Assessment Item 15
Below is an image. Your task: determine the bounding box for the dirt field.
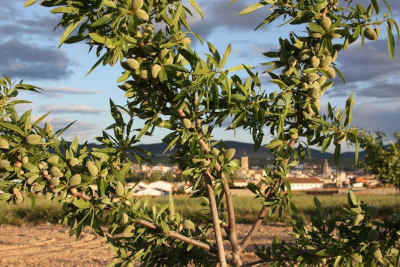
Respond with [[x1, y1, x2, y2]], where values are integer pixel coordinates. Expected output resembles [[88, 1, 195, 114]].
[[0, 223, 291, 266]]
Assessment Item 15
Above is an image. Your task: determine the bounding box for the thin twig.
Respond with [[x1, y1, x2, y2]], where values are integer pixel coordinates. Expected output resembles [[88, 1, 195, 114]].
[[240, 205, 269, 249], [135, 219, 215, 253]]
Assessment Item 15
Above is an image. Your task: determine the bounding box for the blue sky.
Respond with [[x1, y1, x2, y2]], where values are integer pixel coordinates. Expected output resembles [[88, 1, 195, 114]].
[[1, 0, 400, 150]]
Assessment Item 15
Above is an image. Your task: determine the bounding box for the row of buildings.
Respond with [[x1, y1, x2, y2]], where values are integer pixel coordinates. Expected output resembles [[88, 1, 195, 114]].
[[129, 157, 381, 194]]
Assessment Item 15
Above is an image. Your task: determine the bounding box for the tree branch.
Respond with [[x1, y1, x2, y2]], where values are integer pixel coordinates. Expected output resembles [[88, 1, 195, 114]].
[[240, 205, 269, 249], [221, 174, 242, 266], [207, 184, 228, 267], [135, 219, 215, 253]]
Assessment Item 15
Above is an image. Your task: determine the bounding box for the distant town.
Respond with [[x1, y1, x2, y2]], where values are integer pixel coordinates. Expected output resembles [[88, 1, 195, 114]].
[[127, 156, 390, 197]]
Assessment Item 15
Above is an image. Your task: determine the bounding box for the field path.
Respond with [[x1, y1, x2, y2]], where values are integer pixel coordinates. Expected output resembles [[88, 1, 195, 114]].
[[0, 224, 114, 266], [0, 223, 290, 266]]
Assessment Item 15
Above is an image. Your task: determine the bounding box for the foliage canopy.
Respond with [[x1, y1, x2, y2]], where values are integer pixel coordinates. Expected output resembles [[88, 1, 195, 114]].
[[0, 0, 400, 265]]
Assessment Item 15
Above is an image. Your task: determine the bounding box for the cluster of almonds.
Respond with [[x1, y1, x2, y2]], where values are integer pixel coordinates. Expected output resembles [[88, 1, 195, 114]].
[[277, 13, 379, 115], [129, 0, 149, 22], [121, 35, 190, 82]]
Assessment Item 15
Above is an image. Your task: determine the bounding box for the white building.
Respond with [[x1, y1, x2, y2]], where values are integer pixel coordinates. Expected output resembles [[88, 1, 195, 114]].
[[129, 181, 174, 196], [287, 177, 324, 191]]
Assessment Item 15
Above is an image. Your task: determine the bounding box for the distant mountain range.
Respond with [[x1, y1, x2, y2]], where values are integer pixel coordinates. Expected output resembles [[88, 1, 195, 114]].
[[135, 141, 363, 161], [78, 140, 362, 167]]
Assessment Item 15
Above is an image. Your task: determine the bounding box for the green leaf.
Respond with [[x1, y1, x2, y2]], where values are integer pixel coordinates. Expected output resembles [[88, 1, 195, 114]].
[[321, 136, 332, 152], [247, 183, 259, 194], [354, 138, 359, 165], [334, 143, 341, 164], [88, 33, 106, 44], [334, 255, 343, 267], [266, 139, 283, 149], [332, 65, 346, 83], [164, 64, 187, 73], [32, 112, 50, 126], [24, 0, 37, 7], [344, 92, 354, 127], [182, 168, 194, 176], [73, 199, 91, 209], [91, 13, 114, 27], [0, 121, 25, 135], [370, 0, 379, 14], [51, 6, 77, 14], [314, 197, 322, 211], [348, 190, 358, 206], [220, 44, 232, 69], [188, 0, 203, 19], [308, 22, 325, 34], [117, 71, 130, 83], [59, 18, 83, 46], [102, 0, 117, 8], [7, 100, 32, 106], [239, 3, 264, 15], [382, 0, 392, 16], [71, 136, 79, 153], [387, 23, 396, 59], [228, 64, 253, 72], [55, 120, 76, 138]]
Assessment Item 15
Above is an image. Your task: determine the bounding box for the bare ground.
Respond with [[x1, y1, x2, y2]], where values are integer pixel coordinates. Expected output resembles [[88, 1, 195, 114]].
[[0, 223, 291, 266]]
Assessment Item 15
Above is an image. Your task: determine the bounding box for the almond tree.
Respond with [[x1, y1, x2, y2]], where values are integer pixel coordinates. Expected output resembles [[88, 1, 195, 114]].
[[0, 0, 399, 266]]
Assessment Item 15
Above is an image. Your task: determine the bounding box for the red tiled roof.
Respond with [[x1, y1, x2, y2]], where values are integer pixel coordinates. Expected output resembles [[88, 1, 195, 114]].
[[354, 177, 366, 183]]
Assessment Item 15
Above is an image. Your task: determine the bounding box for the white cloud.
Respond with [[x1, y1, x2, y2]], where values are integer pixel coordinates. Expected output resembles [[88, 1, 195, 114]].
[[41, 87, 101, 96], [39, 105, 104, 114]]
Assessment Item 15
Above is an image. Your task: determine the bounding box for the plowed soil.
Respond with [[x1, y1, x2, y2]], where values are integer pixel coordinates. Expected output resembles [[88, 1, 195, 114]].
[[0, 223, 291, 266]]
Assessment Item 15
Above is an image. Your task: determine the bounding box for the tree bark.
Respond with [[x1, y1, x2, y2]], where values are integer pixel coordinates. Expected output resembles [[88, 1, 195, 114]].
[[221, 174, 242, 266], [207, 184, 228, 267]]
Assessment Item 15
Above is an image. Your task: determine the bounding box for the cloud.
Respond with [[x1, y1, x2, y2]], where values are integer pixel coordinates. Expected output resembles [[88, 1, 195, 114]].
[[337, 40, 400, 83], [44, 117, 102, 141], [190, 0, 270, 40], [326, 40, 400, 98], [39, 105, 104, 114], [40, 87, 101, 97], [356, 81, 400, 98], [354, 0, 400, 15], [0, 2, 17, 20], [351, 99, 400, 134], [0, 39, 73, 80], [0, 17, 61, 40]]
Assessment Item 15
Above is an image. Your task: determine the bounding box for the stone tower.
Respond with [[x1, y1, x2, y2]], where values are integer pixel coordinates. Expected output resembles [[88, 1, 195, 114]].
[[241, 156, 249, 171], [336, 170, 346, 187], [322, 159, 332, 178]]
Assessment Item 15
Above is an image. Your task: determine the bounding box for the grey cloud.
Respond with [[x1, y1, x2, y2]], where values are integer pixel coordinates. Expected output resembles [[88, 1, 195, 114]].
[[45, 117, 101, 141], [357, 81, 400, 98], [351, 100, 400, 134], [41, 87, 101, 97], [0, 39, 73, 80], [326, 40, 400, 98], [190, 0, 270, 40], [39, 105, 104, 114], [354, 0, 400, 14], [0, 2, 17, 20], [0, 17, 61, 39], [338, 40, 400, 83], [319, 99, 400, 136]]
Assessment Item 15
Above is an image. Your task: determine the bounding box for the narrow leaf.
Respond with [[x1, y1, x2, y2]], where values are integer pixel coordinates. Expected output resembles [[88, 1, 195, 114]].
[[220, 44, 232, 69], [0, 121, 25, 135], [59, 18, 83, 46], [24, 0, 37, 7], [188, 0, 203, 19], [239, 3, 264, 15], [387, 23, 396, 59]]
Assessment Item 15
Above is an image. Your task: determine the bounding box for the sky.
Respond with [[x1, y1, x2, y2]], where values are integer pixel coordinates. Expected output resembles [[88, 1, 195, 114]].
[[1, 0, 400, 150]]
